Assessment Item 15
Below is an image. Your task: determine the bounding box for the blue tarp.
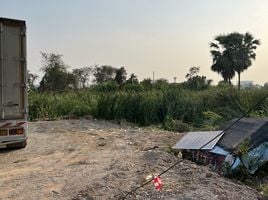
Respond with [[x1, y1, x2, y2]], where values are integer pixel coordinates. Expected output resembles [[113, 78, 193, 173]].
[[209, 144, 268, 174], [209, 145, 230, 156], [241, 142, 268, 174], [231, 157, 241, 170]]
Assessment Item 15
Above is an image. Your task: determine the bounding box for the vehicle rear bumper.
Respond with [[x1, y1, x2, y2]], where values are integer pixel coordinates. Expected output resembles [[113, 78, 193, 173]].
[[0, 137, 27, 148]]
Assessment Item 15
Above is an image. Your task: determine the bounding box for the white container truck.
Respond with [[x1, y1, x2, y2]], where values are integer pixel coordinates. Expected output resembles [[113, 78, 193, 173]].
[[0, 17, 27, 148]]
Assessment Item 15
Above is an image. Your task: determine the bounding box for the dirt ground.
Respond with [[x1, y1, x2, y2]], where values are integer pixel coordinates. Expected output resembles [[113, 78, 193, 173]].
[[0, 119, 264, 200]]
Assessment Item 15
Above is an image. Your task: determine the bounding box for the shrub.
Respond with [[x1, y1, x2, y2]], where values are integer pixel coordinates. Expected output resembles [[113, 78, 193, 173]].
[[91, 80, 119, 92], [163, 116, 190, 132], [262, 184, 268, 197], [202, 110, 223, 130]]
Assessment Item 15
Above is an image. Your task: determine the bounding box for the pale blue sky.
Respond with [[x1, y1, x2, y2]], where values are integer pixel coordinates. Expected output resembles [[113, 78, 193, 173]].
[[1, 0, 268, 84]]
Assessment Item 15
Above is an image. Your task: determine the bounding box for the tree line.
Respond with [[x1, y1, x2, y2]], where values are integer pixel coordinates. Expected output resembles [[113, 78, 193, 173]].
[[28, 52, 127, 91], [28, 32, 268, 130], [28, 32, 261, 92]]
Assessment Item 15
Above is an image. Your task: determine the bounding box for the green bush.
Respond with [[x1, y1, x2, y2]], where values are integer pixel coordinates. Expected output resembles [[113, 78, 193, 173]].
[[163, 116, 190, 132], [91, 80, 119, 92], [202, 110, 223, 130], [262, 184, 268, 197]]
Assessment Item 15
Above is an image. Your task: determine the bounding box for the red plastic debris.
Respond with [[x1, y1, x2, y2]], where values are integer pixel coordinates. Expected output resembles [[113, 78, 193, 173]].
[[152, 176, 162, 191]]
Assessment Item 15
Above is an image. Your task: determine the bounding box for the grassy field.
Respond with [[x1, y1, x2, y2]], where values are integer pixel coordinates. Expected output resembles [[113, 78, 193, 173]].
[[28, 86, 268, 130]]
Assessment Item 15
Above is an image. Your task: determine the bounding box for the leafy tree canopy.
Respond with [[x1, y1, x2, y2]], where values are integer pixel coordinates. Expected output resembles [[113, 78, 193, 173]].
[[126, 73, 139, 85], [27, 70, 38, 91], [115, 67, 127, 85], [184, 66, 212, 90], [38, 52, 75, 91], [73, 66, 92, 88], [210, 32, 260, 91], [93, 65, 117, 84]]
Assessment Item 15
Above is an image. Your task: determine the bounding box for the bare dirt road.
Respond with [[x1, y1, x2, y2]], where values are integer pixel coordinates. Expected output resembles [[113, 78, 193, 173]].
[[0, 119, 262, 200]]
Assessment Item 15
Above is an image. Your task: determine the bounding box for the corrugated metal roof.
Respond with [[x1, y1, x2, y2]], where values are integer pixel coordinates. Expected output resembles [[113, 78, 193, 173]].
[[173, 131, 224, 150], [218, 118, 268, 151]]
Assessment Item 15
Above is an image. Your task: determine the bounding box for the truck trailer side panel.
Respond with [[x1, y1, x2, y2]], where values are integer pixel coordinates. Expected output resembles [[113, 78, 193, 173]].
[[0, 18, 27, 148], [0, 18, 27, 120]]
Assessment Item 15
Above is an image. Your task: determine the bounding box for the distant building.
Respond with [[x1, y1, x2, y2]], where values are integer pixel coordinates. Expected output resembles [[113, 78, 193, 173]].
[[240, 81, 254, 88]]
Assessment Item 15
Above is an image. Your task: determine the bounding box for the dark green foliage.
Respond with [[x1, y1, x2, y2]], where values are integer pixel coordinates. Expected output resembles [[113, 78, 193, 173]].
[[229, 162, 268, 189], [239, 89, 268, 118], [184, 67, 212, 90], [210, 32, 260, 91], [262, 184, 268, 197], [185, 66, 200, 79], [163, 116, 190, 132], [93, 65, 117, 83], [202, 111, 223, 130], [140, 78, 153, 90], [28, 90, 97, 120], [210, 49, 235, 85], [95, 91, 164, 125], [126, 73, 139, 85], [72, 66, 92, 88], [39, 67, 75, 92], [183, 75, 212, 90], [91, 80, 119, 92], [123, 83, 144, 92], [154, 79, 169, 90], [114, 67, 127, 85], [38, 52, 76, 91]]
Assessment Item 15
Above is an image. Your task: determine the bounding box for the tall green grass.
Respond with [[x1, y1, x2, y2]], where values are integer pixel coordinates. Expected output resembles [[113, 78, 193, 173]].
[[28, 90, 98, 120], [95, 91, 164, 125], [28, 87, 268, 128]]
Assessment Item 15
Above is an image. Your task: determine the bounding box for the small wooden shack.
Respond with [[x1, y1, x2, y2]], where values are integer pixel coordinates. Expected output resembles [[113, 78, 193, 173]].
[[173, 118, 268, 174]]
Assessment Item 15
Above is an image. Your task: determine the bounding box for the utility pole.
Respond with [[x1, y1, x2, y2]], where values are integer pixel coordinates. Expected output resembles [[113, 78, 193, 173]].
[[153, 72, 155, 84]]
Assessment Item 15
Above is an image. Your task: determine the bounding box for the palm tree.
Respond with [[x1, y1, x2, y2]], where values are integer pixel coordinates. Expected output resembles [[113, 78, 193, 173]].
[[235, 33, 260, 92], [210, 32, 260, 91], [210, 42, 235, 85]]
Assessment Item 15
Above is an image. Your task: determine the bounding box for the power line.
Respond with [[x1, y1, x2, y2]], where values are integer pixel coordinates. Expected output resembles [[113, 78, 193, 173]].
[[121, 92, 268, 200]]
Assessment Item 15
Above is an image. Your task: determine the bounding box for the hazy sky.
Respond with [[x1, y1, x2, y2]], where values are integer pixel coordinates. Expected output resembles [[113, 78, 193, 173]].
[[1, 0, 268, 84]]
